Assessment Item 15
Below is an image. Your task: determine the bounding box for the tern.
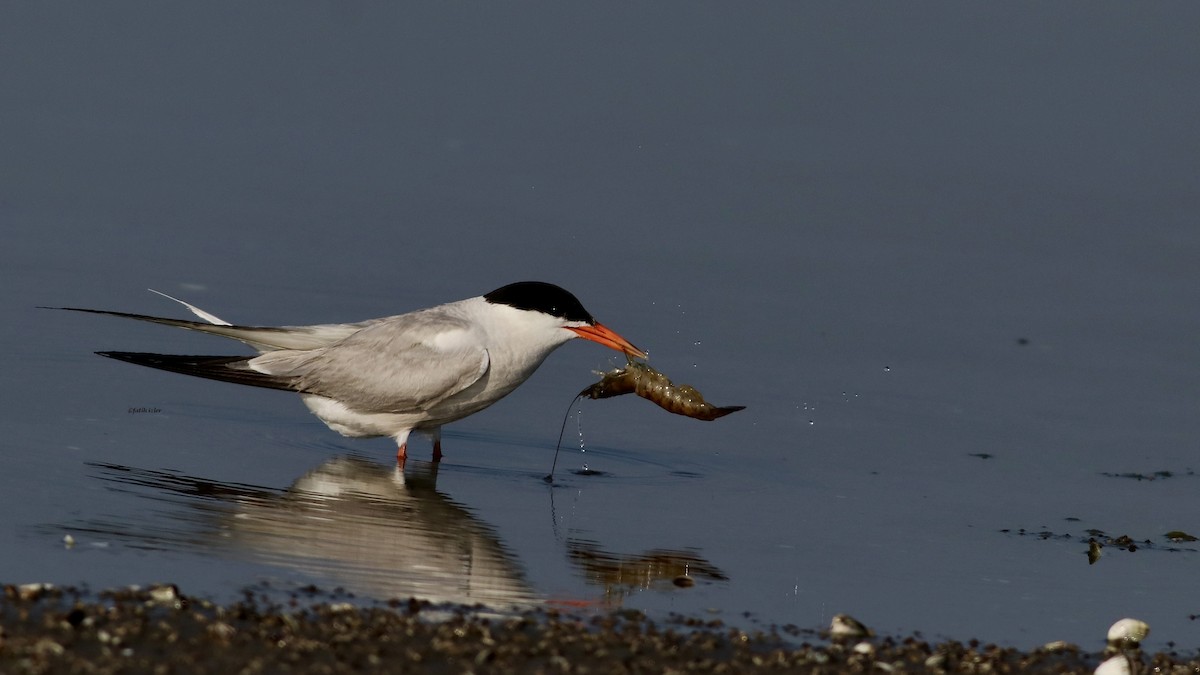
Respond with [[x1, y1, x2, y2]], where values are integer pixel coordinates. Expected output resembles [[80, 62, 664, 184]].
[[50, 282, 645, 461]]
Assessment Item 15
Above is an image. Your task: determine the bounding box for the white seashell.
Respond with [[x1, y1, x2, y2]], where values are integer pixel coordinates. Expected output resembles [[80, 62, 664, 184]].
[[1107, 618, 1149, 645], [1094, 654, 1132, 675], [16, 583, 54, 601]]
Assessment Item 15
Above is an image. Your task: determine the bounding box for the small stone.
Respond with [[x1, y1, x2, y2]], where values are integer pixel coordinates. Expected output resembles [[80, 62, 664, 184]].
[[148, 584, 180, 605], [34, 638, 65, 657], [64, 607, 87, 628], [830, 614, 873, 640], [207, 622, 236, 641]]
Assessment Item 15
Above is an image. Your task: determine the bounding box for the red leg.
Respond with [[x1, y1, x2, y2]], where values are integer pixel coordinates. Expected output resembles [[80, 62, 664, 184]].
[[396, 442, 408, 464]]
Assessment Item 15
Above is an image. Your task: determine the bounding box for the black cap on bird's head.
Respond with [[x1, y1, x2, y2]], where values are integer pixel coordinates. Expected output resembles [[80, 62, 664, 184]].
[[484, 281, 594, 324], [484, 281, 646, 358]]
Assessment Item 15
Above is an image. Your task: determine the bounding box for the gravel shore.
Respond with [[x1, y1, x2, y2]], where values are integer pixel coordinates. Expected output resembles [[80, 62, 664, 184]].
[[2, 583, 1192, 674]]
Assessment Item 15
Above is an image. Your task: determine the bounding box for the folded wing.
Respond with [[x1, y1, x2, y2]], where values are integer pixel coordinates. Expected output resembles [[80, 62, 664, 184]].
[[248, 313, 491, 414]]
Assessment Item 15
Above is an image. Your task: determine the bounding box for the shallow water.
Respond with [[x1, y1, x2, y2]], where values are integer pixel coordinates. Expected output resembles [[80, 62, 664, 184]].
[[3, 2, 1200, 651]]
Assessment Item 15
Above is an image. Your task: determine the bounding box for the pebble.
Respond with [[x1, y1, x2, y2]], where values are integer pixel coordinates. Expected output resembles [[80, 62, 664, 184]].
[[148, 583, 181, 605], [830, 613, 874, 640]]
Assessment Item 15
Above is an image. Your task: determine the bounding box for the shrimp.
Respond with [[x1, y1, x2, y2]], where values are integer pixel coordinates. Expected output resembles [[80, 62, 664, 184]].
[[579, 358, 744, 421], [544, 358, 744, 481]]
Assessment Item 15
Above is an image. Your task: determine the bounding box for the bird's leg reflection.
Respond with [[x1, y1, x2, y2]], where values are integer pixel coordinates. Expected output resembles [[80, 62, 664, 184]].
[[392, 457, 440, 489], [431, 428, 443, 463]]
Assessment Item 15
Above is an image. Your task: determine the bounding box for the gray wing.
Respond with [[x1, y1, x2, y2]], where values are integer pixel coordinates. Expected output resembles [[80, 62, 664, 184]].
[[249, 310, 490, 414]]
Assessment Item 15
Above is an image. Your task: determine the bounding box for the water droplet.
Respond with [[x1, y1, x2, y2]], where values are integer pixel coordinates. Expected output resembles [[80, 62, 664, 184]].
[[808, 420, 815, 426], [582, 462, 589, 472], [693, 340, 702, 346], [883, 366, 891, 372]]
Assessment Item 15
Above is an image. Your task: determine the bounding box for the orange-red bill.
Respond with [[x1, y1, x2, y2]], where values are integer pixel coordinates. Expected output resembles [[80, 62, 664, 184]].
[[567, 322, 647, 359]]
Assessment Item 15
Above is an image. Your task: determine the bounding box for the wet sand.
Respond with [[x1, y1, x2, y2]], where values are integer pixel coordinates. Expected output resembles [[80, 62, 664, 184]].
[[2, 584, 1193, 674]]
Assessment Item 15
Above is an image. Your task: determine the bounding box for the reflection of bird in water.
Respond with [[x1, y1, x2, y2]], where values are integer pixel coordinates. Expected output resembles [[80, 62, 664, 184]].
[[52, 282, 644, 461], [87, 457, 538, 610], [566, 538, 728, 603], [78, 457, 730, 612], [231, 457, 541, 608]]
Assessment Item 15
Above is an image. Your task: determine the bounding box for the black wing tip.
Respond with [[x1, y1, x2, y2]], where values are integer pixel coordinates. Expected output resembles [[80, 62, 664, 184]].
[[95, 350, 145, 362], [94, 350, 243, 367], [92, 352, 300, 393], [39, 305, 105, 313]]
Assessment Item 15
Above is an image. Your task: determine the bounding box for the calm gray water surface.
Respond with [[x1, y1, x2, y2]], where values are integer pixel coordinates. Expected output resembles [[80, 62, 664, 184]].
[[3, 3, 1199, 650]]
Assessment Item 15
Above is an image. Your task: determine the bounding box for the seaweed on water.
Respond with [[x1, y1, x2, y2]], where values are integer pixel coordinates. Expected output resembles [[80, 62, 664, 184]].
[[998, 525, 1200, 566], [1099, 468, 1196, 481]]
